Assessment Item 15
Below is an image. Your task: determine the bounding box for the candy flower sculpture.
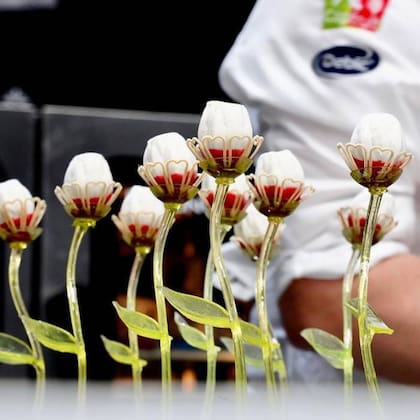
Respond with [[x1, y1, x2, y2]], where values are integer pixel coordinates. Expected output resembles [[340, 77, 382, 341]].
[[0, 179, 46, 396], [137, 132, 202, 395], [337, 113, 412, 397], [224, 203, 285, 378], [200, 173, 254, 226], [301, 189, 397, 396], [230, 202, 284, 262], [196, 173, 254, 392], [247, 150, 314, 392], [181, 100, 263, 393], [28, 152, 122, 399], [102, 185, 165, 388]]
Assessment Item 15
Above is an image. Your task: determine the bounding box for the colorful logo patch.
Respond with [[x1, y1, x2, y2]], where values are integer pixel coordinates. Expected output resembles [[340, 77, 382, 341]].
[[323, 0, 389, 31], [312, 45, 380, 77]]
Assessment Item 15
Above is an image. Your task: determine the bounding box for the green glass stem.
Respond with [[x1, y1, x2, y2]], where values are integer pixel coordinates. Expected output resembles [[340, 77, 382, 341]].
[[203, 224, 230, 395], [358, 190, 384, 397], [8, 243, 46, 386], [342, 245, 359, 395], [67, 219, 95, 400], [127, 248, 149, 388], [256, 217, 284, 393], [154, 204, 179, 396], [210, 180, 247, 393]]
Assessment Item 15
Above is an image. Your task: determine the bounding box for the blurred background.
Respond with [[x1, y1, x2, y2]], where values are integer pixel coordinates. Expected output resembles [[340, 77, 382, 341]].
[[0, 0, 257, 384]]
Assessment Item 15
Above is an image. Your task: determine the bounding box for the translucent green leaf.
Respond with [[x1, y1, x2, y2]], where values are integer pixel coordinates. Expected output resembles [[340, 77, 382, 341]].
[[163, 287, 231, 328], [345, 298, 359, 317], [0, 333, 36, 365], [220, 337, 284, 371], [174, 312, 219, 352], [23, 317, 77, 354], [366, 304, 394, 335], [113, 302, 162, 340], [347, 299, 393, 335], [101, 335, 147, 367], [300, 328, 350, 370], [239, 320, 264, 346]]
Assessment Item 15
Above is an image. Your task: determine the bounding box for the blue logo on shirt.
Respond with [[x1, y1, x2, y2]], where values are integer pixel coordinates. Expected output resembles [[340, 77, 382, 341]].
[[313, 45, 380, 77]]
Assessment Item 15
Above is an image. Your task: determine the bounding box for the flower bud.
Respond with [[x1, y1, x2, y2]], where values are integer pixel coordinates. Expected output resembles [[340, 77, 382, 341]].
[[231, 204, 283, 260], [113, 185, 165, 248], [199, 173, 254, 224], [55, 152, 122, 220], [255, 150, 304, 183], [338, 189, 397, 245], [139, 132, 201, 204], [249, 150, 313, 217], [120, 185, 164, 215], [64, 152, 114, 196], [143, 132, 197, 177], [187, 101, 263, 178], [337, 113, 412, 188], [198, 100, 253, 140], [0, 179, 34, 223], [350, 113, 404, 152], [0, 179, 46, 243]]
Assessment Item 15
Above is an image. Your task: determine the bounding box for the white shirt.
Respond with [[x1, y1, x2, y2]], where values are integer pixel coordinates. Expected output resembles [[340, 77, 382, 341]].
[[217, 0, 420, 381]]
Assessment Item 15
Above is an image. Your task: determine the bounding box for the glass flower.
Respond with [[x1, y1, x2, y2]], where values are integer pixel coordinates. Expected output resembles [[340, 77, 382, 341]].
[[55, 152, 122, 220], [0, 179, 46, 243], [230, 204, 284, 261], [199, 173, 254, 225], [187, 100, 263, 178], [338, 189, 397, 246], [248, 150, 314, 218], [337, 113, 413, 188], [138, 132, 202, 204], [112, 185, 165, 249]]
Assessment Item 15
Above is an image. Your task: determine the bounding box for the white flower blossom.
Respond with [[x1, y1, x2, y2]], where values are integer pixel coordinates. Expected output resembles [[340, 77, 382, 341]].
[[255, 150, 304, 185], [0, 179, 34, 223], [198, 100, 253, 141], [55, 152, 121, 219], [142, 132, 197, 177], [350, 113, 404, 152]]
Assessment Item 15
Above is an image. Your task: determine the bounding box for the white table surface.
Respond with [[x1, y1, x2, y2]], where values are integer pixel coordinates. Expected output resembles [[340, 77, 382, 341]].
[[0, 378, 418, 420]]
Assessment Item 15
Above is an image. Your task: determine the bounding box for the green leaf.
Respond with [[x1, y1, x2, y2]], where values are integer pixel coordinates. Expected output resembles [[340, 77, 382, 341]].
[[366, 305, 394, 335], [0, 333, 36, 365], [300, 328, 350, 370], [23, 317, 78, 354], [113, 302, 162, 340], [239, 320, 264, 346], [163, 287, 231, 328], [220, 337, 284, 371], [174, 312, 219, 352], [345, 298, 359, 317], [347, 298, 393, 335], [101, 335, 147, 367]]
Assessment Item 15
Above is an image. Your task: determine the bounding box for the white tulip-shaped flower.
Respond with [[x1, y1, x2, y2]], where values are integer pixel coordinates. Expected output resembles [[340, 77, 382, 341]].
[[198, 100, 253, 139], [338, 189, 397, 246], [0, 179, 46, 243], [337, 113, 412, 188], [248, 150, 314, 218], [112, 185, 165, 248], [187, 100, 263, 178], [138, 132, 202, 204], [230, 204, 283, 260], [55, 152, 122, 220], [199, 173, 254, 225]]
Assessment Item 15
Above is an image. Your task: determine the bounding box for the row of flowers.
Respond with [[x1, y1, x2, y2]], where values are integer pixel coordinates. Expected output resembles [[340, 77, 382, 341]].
[[0, 101, 412, 400]]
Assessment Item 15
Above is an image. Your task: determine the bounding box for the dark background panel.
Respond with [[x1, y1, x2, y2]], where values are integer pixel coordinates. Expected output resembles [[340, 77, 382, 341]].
[[0, 0, 256, 113]]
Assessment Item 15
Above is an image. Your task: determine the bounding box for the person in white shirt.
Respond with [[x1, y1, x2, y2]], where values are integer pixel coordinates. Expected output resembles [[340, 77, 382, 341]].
[[217, 0, 420, 384]]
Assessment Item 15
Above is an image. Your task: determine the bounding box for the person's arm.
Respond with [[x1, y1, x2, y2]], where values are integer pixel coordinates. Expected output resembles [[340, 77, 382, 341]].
[[279, 254, 420, 384]]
